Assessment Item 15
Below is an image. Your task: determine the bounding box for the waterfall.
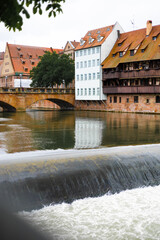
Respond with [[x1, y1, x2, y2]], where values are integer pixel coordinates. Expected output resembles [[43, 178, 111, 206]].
[[0, 145, 160, 211]]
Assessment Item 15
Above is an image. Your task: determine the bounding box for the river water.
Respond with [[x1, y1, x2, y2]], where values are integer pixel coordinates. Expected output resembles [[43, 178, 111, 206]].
[[0, 110, 160, 239]]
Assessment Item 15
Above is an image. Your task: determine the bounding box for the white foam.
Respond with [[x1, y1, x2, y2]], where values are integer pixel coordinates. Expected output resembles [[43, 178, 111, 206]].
[[20, 185, 160, 240]]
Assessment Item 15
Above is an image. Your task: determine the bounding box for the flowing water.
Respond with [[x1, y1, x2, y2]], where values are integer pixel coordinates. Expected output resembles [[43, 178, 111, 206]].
[[0, 110, 160, 239]]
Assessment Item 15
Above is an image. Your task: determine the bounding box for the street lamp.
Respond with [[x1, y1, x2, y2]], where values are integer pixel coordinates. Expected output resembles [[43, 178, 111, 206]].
[[5, 76, 7, 87], [19, 74, 22, 88]]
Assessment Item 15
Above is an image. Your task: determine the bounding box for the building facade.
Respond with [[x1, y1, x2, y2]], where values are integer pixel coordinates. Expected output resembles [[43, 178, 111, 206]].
[[0, 43, 62, 88], [102, 20, 160, 113], [75, 22, 124, 110]]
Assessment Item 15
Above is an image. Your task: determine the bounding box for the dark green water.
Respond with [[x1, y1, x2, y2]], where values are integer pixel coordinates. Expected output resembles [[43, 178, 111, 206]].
[[0, 110, 160, 154]]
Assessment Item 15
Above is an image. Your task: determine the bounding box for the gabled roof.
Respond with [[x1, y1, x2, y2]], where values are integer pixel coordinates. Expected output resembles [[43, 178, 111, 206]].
[[102, 23, 160, 69], [7, 43, 62, 74], [76, 25, 114, 50]]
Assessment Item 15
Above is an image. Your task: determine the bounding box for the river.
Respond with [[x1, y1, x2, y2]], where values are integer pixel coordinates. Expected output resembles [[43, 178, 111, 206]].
[[0, 110, 160, 239]]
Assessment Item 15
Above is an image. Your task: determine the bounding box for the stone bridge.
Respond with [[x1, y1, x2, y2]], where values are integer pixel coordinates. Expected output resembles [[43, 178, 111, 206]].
[[0, 87, 75, 112]]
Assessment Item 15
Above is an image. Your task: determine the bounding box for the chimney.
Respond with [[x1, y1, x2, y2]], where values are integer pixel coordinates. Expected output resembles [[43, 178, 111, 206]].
[[146, 20, 152, 36], [117, 30, 120, 39]]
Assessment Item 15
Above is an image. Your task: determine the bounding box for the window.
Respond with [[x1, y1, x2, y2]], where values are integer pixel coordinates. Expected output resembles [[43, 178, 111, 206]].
[[5, 62, 9, 65], [130, 50, 134, 56], [152, 36, 157, 41], [93, 88, 95, 95], [89, 73, 91, 80], [156, 96, 160, 103], [81, 88, 83, 95], [134, 96, 139, 103], [119, 52, 123, 57], [97, 72, 100, 79], [97, 88, 100, 95], [81, 74, 83, 80], [119, 97, 121, 103], [84, 74, 87, 80], [126, 98, 129, 103], [96, 47, 100, 53], [80, 50, 83, 56], [110, 97, 112, 103], [146, 99, 150, 103], [92, 48, 95, 54], [84, 61, 87, 68], [76, 51, 79, 57], [80, 61, 83, 68], [97, 59, 100, 66], [85, 88, 87, 95], [77, 89, 79, 95], [76, 62, 79, 69], [84, 49, 87, 55], [114, 96, 117, 103], [93, 73, 96, 80], [92, 59, 95, 67], [88, 60, 91, 67], [88, 49, 91, 55], [76, 75, 79, 81], [89, 88, 91, 95]]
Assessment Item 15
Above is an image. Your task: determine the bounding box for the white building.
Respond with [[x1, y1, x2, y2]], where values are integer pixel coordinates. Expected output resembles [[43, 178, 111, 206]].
[[75, 22, 124, 102]]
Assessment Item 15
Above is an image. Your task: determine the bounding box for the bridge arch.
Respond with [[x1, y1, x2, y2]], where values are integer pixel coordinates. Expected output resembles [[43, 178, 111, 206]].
[[0, 88, 75, 112], [0, 101, 16, 112]]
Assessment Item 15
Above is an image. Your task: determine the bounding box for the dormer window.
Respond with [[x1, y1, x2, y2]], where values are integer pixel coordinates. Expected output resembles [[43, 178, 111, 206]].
[[19, 53, 23, 58], [112, 53, 117, 57], [118, 43, 122, 46], [31, 60, 35, 65], [24, 67, 28, 72], [21, 59, 25, 64], [89, 36, 94, 44], [88, 32, 91, 36], [97, 30, 100, 34], [80, 38, 85, 46], [141, 49, 145, 53], [97, 34, 103, 42], [130, 50, 134, 56], [119, 52, 123, 57], [17, 47, 21, 51], [152, 36, 157, 41], [106, 28, 110, 31]]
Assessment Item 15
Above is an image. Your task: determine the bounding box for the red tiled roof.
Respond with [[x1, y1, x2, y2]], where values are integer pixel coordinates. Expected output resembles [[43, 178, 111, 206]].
[[75, 25, 114, 50], [7, 43, 62, 74], [102, 24, 160, 69], [71, 41, 79, 48]]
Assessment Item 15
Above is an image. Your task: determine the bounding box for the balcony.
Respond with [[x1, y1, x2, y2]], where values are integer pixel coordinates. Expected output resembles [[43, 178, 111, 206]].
[[103, 85, 160, 94], [103, 68, 160, 80]]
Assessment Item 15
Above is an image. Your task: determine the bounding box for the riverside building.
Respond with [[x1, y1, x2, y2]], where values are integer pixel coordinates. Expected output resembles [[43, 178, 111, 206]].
[[102, 20, 160, 113], [0, 43, 62, 88], [75, 22, 124, 110]]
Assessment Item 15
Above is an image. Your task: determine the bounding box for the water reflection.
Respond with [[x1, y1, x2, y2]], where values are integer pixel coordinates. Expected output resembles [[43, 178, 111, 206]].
[[74, 118, 104, 148], [0, 111, 160, 153]]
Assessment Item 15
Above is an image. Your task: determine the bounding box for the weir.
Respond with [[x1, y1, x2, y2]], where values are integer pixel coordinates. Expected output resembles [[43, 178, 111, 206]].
[[0, 144, 160, 212]]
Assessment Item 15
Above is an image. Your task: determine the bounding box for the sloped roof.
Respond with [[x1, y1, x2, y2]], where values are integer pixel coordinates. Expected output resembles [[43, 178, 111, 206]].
[[76, 25, 114, 50], [102, 24, 160, 69], [7, 43, 62, 74], [71, 41, 79, 48]]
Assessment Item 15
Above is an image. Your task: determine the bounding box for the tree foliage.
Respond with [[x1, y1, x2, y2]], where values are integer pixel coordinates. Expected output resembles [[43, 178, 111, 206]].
[[0, 0, 65, 31], [30, 51, 75, 88]]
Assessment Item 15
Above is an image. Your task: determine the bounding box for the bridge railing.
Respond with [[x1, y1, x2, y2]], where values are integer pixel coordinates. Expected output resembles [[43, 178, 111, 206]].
[[0, 87, 75, 94]]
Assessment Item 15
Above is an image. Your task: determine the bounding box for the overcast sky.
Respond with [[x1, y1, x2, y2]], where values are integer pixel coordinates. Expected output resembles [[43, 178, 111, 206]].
[[0, 0, 159, 52]]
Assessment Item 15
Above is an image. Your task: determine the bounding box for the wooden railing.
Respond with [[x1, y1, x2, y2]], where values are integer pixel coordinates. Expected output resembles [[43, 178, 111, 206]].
[[0, 87, 75, 94], [103, 68, 160, 80], [103, 85, 160, 94]]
